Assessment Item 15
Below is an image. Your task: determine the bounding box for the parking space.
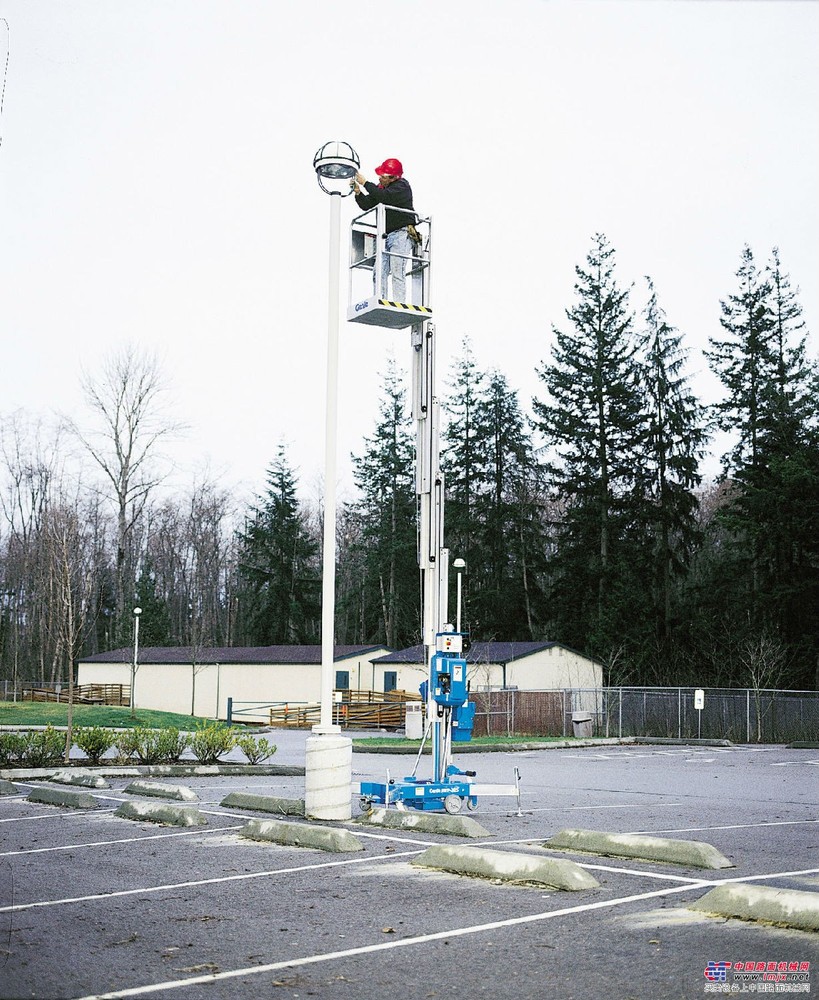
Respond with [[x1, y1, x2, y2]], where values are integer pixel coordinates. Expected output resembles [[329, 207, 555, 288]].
[[1, 739, 817, 1000]]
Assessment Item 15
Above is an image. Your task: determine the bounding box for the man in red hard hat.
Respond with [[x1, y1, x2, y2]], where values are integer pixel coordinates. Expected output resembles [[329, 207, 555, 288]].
[[353, 157, 416, 303]]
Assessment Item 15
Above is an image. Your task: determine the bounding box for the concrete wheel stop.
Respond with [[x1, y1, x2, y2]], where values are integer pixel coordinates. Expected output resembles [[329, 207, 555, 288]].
[[690, 884, 819, 931], [27, 786, 98, 810], [0, 779, 20, 795], [412, 845, 600, 890], [115, 801, 207, 826], [50, 770, 110, 789], [123, 780, 198, 801], [240, 818, 363, 853], [543, 828, 733, 869], [220, 792, 305, 816], [356, 807, 491, 838]]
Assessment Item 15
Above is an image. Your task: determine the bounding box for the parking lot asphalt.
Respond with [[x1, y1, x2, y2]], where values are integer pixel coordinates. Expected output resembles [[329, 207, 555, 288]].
[[1, 735, 817, 1000]]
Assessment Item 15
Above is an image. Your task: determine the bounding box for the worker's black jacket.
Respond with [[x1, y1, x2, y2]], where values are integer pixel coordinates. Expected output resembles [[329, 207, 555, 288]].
[[355, 178, 416, 234]]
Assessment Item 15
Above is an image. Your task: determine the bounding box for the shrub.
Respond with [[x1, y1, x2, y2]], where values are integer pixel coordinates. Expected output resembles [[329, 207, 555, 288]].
[[189, 723, 238, 764], [114, 729, 141, 763], [0, 732, 25, 766], [74, 726, 116, 765], [22, 727, 65, 767], [235, 733, 277, 765], [154, 728, 189, 764]]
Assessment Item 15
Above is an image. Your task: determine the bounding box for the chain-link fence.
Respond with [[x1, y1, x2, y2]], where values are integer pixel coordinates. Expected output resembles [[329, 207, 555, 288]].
[[471, 686, 819, 744]]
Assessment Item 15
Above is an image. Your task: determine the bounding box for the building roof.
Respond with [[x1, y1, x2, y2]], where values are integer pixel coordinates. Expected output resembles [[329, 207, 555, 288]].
[[374, 641, 592, 665], [79, 645, 388, 666]]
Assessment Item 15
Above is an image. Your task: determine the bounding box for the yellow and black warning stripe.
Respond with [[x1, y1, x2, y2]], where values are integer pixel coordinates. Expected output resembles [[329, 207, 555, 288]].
[[378, 300, 433, 314]]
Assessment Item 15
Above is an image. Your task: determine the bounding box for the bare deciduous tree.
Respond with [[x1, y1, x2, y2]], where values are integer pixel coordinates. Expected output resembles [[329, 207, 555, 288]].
[[70, 345, 181, 646]]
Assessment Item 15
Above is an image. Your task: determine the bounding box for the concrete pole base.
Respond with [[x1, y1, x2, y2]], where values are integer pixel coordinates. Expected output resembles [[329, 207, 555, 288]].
[[304, 733, 353, 821]]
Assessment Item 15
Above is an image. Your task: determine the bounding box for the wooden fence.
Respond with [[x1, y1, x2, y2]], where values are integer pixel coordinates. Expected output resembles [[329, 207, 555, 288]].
[[229, 689, 421, 730], [21, 684, 131, 707]]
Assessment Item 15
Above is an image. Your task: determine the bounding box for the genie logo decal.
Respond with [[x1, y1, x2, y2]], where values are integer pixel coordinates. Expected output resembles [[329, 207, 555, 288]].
[[354, 300, 369, 312]]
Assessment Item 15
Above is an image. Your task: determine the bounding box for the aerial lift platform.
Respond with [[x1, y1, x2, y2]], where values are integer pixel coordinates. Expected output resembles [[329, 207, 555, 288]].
[[348, 201, 520, 815]]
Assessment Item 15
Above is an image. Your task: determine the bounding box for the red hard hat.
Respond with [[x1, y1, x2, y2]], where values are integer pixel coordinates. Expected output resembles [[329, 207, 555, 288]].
[[375, 157, 403, 178]]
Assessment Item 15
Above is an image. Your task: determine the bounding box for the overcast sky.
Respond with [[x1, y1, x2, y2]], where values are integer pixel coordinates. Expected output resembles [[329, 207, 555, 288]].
[[1, 1, 816, 506]]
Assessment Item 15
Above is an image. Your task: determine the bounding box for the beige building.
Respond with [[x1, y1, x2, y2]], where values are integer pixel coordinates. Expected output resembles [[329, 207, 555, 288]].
[[374, 641, 603, 695], [77, 645, 390, 721]]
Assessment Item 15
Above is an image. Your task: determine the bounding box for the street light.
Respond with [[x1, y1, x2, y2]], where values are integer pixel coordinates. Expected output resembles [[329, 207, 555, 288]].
[[453, 559, 466, 634], [304, 140, 359, 822], [130, 607, 142, 716], [312, 140, 359, 734]]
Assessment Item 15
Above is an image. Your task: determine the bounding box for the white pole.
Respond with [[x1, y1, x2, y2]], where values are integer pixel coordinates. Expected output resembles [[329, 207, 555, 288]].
[[456, 570, 463, 634], [305, 186, 351, 821], [130, 608, 141, 715], [317, 192, 342, 735]]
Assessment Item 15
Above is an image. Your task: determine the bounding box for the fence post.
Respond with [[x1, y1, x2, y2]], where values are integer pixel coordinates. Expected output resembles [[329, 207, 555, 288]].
[[226, 697, 233, 725]]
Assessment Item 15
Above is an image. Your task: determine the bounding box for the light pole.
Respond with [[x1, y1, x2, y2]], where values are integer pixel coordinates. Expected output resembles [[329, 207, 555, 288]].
[[130, 606, 142, 717], [305, 140, 359, 820], [453, 558, 466, 634]]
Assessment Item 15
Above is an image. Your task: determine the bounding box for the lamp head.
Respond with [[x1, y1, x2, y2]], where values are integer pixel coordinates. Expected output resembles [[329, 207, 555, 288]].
[[313, 140, 360, 195], [133, 607, 143, 616], [453, 558, 466, 570]]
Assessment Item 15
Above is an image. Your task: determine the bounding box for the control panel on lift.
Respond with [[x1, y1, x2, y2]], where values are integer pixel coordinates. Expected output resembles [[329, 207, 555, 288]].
[[431, 631, 475, 741], [431, 633, 467, 707]]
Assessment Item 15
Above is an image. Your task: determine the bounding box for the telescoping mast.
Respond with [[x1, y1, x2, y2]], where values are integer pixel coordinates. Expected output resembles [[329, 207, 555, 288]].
[[347, 196, 520, 814]]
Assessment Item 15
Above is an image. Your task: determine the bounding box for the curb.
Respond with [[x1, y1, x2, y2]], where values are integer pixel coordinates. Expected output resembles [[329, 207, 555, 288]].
[[27, 786, 98, 810], [357, 807, 491, 838], [124, 780, 198, 802], [0, 763, 304, 780], [353, 737, 636, 755], [633, 737, 734, 747], [114, 801, 208, 826], [690, 884, 819, 931], [543, 828, 734, 869], [220, 792, 305, 816], [412, 845, 600, 890], [240, 818, 363, 853]]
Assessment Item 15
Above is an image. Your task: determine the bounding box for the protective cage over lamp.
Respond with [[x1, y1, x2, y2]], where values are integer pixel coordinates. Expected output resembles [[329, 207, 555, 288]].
[[313, 140, 360, 195]]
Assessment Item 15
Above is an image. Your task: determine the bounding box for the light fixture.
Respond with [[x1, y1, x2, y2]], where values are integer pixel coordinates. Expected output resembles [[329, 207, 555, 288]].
[[313, 140, 360, 195]]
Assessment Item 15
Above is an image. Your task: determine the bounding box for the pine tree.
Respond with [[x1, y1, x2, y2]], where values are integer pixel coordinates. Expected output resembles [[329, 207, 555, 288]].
[[236, 444, 319, 644], [472, 370, 545, 639], [704, 246, 819, 686], [441, 338, 491, 580], [641, 278, 708, 648], [346, 359, 417, 648], [533, 234, 648, 665], [706, 245, 775, 472]]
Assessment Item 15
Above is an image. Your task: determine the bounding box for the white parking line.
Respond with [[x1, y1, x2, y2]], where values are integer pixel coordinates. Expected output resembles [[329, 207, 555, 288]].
[[0, 809, 118, 824], [630, 818, 819, 835], [0, 848, 426, 914], [72, 881, 714, 1000], [0, 825, 246, 857], [70, 861, 819, 999]]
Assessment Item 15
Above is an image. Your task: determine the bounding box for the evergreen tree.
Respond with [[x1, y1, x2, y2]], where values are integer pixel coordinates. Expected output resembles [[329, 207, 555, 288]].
[[472, 370, 545, 639], [441, 339, 491, 580], [704, 246, 819, 686], [533, 234, 648, 667], [236, 444, 319, 644], [641, 278, 708, 650], [706, 245, 775, 472], [346, 359, 417, 648], [134, 557, 172, 647]]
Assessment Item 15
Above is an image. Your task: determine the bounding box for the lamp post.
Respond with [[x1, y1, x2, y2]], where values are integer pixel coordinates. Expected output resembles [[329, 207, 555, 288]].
[[130, 606, 142, 717], [453, 558, 466, 634], [305, 140, 359, 820]]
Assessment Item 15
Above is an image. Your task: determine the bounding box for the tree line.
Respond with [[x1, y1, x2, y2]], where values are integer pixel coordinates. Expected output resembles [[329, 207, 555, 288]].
[[1, 237, 816, 691]]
